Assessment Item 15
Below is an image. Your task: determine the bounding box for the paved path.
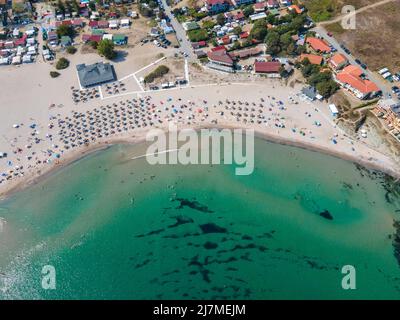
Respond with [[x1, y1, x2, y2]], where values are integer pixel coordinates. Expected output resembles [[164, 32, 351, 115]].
[[160, 0, 196, 61]]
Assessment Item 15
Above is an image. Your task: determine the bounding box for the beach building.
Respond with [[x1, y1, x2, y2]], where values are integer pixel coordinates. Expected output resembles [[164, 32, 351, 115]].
[[207, 49, 234, 67], [254, 61, 281, 76], [335, 65, 380, 100], [76, 62, 116, 88], [301, 86, 318, 101], [328, 104, 339, 116]]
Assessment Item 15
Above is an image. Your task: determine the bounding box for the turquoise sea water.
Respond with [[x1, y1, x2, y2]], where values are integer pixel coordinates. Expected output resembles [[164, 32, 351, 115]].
[[1, 137, 400, 299]]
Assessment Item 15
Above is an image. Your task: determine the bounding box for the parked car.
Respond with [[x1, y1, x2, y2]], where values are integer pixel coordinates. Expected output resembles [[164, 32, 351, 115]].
[[355, 59, 361, 65], [392, 86, 400, 94], [327, 32, 333, 37]]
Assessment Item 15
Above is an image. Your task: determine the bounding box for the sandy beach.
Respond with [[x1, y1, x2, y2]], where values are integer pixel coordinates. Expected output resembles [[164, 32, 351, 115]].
[[1, 55, 399, 200]]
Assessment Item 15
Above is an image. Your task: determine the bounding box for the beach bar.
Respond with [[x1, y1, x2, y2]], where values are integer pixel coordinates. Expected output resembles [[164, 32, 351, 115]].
[[76, 62, 116, 88]]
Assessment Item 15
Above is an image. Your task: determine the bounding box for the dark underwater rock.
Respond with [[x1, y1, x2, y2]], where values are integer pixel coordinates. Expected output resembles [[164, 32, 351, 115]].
[[319, 210, 333, 220], [203, 241, 218, 250], [175, 198, 214, 213], [199, 223, 227, 234]]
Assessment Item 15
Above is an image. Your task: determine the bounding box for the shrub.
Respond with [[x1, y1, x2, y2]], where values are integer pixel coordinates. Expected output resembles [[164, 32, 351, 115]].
[[66, 46, 77, 54], [50, 71, 60, 78], [89, 40, 98, 49], [55, 57, 70, 70], [144, 65, 169, 83], [97, 39, 116, 60]]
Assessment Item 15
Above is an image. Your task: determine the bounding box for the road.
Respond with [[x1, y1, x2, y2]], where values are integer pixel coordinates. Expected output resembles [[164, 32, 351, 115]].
[[159, 0, 196, 61], [312, 25, 394, 99]]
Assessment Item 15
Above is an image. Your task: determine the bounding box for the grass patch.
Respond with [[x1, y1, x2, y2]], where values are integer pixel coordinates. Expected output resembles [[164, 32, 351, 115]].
[[304, 0, 341, 22], [325, 22, 345, 34]]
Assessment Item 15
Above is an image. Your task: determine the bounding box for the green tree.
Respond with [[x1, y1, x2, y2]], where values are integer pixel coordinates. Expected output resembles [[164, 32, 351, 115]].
[[97, 39, 116, 59], [233, 26, 242, 36], [216, 13, 225, 26], [243, 5, 254, 18], [56, 25, 75, 38], [250, 19, 267, 41], [57, 0, 65, 14], [316, 80, 339, 98], [265, 31, 281, 55]]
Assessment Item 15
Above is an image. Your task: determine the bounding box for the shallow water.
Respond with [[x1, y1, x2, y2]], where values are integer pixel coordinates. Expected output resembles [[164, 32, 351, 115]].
[[1, 137, 400, 299]]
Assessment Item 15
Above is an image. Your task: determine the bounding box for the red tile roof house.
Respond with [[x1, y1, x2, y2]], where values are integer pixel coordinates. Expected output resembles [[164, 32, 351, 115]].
[[98, 20, 109, 29], [13, 35, 27, 47], [234, 11, 245, 20], [254, 61, 281, 76], [299, 53, 323, 65], [239, 31, 249, 39], [206, 0, 232, 15], [192, 40, 207, 49], [48, 31, 58, 42], [82, 34, 103, 43], [267, 0, 279, 8], [62, 20, 72, 26], [306, 37, 331, 53], [329, 53, 348, 70], [207, 49, 234, 67], [335, 65, 380, 100], [89, 20, 99, 29], [254, 2, 267, 12], [289, 4, 304, 14], [71, 19, 84, 27]]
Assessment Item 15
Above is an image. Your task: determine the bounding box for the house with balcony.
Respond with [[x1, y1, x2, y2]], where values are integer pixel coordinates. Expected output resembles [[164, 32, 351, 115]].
[[205, 0, 232, 15]]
